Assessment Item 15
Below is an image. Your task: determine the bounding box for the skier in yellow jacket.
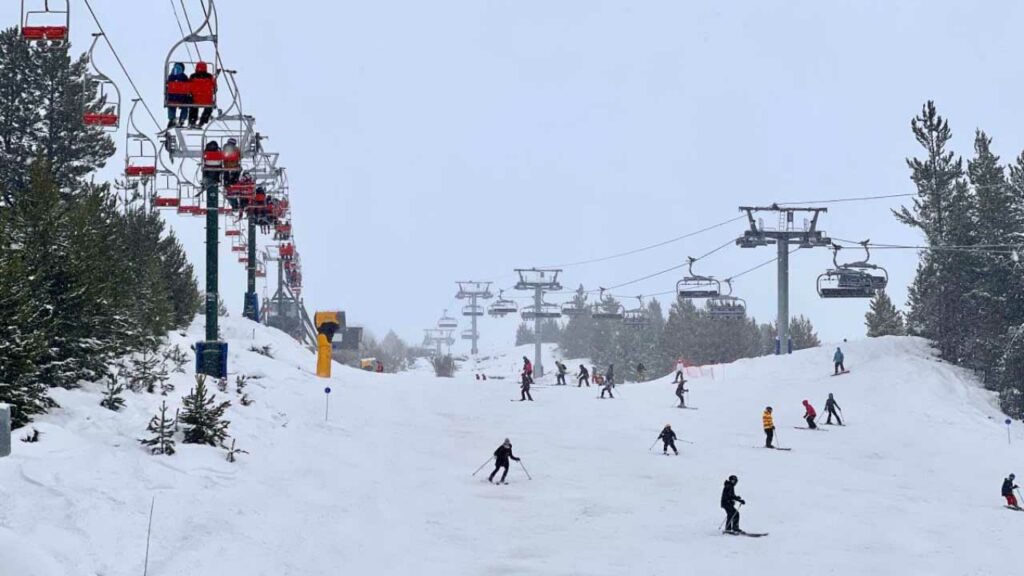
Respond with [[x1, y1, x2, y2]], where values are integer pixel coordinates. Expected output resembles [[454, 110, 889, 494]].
[[762, 406, 775, 448]]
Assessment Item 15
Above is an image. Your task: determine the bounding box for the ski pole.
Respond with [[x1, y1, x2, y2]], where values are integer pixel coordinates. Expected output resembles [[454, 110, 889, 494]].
[[718, 501, 742, 531], [774, 428, 783, 449], [471, 456, 494, 477], [649, 438, 660, 451], [679, 439, 694, 445], [517, 459, 532, 480]]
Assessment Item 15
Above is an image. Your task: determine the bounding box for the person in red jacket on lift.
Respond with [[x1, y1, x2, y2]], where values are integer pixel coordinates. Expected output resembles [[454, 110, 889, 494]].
[[802, 400, 817, 429]]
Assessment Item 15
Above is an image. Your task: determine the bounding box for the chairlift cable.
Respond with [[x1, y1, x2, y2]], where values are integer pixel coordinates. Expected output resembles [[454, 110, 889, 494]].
[[168, 0, 197, 62]]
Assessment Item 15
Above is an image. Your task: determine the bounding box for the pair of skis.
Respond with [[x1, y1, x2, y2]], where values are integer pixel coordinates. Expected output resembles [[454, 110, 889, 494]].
[[723, 529, 769, 538]]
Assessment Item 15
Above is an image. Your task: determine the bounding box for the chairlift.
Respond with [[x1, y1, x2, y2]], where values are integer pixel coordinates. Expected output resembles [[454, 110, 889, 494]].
[[622, 296, 651, 327], [817, 241, 889, 299], [462, 304, 484, 317], [124, 100, 158, 179], [152, 170, 181, 209], [521, 303, 562, 320], [461, 329, 475, 341], [21, 0, 69, 45], [488, 291, 518, 317], [82, 33, 121, 131], [437, 310, 458, 330], [163, 1, 219, 121], [706, 280, 747, 319], [591, 288, 624, 321], [676, 257, 721, 299], [561, 285, 590, 318]]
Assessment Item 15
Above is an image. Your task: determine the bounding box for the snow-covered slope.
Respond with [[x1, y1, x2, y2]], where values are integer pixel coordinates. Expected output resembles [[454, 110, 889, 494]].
[[1, 321, 1021, 576]]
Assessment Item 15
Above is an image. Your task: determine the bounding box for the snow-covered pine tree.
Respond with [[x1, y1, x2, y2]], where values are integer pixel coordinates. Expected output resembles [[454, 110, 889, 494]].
[[100, 374, 126, 411], [127, 349, 168, 394], [865, 291, 906, 337], [180, 375, 231, 447], [163, 344, 189, 374], [139, 401, 176, 455]]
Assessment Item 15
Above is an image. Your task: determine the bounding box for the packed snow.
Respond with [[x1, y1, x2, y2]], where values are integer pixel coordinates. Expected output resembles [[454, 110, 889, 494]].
[[1, 317, 1021, 576]]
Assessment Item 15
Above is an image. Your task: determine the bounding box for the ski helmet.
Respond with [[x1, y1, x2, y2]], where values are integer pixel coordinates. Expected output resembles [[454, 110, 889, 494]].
[[1011, 473, 1017, 480], [766, 406, 772, 412], [802, 400, 809, 405], [503, 438, 510, 446], [728, 475, 738, 483]]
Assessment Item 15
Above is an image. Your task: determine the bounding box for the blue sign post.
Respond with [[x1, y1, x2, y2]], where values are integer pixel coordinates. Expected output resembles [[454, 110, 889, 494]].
[[324, 387, 332, 422]]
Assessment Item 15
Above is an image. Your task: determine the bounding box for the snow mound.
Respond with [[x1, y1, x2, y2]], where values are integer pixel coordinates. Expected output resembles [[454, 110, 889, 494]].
[[1, 322, 1021, 575]]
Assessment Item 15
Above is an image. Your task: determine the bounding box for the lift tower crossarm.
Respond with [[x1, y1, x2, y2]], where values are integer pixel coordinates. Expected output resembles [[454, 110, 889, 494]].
[[734, 205, 832, 355]]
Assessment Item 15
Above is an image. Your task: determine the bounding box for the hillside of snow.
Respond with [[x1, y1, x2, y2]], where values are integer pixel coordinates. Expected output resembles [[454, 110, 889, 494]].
[[1, 318, 1022, 576]]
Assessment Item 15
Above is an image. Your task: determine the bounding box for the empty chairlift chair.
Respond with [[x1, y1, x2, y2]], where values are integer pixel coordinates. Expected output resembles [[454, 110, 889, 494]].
[[521, 303, 562, 320], [488, 291, 518, 318], [124, 100, 158, 179], [817, 241, 888, 299], [437, 310, 458, 330], [706, 280, 747, 319], [82, 33, 121, 131], [676, 257, 721, 299], [622, 296, 651, 327], [21, 0, 69, 45], [561, 285, 590, 318], [591, 288, 625, 321]]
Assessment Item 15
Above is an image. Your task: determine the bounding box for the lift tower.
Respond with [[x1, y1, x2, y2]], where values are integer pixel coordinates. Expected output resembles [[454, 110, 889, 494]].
[[736, 205, 831, 354], [455, 281, 493, 355], [514, 268, 563, 378]]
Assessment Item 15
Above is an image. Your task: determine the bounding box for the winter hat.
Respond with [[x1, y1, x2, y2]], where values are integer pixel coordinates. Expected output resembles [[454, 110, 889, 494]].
[[765, 406, 772, 412], [1011, 474, 1016, 480], [802, 400, 809, 405], [503, 438, 511, 447], [728, 475, 738, 483]]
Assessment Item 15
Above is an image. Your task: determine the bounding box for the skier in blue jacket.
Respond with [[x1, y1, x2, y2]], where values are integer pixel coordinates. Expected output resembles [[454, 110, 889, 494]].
[[165, 62, 189, 128], [833, 347, 845, 375]]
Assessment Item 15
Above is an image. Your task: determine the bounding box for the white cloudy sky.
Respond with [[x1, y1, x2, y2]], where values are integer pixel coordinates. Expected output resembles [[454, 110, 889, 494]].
[[10, 1, 1024, 350]]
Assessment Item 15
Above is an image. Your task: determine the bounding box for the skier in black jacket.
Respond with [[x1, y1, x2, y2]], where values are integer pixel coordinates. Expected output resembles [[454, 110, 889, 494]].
[[675, 379, 688, 408], [658, 424, 678, 455], [721, 475, 746, 533], [555, 361, 567, 385], [1003, 474, 1019, 508], [577, 365, 590, 387], [824, 393, 842, 425], [488, 438, 520, 484]]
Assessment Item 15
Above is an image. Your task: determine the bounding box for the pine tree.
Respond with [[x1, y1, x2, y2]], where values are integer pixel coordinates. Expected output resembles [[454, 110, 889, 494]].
[[100, 374, 126, 412], [179, 375, 231, 447], [139, 401, 177, 455], [865, 291, 906, 337], [127, 349, 168, 394]]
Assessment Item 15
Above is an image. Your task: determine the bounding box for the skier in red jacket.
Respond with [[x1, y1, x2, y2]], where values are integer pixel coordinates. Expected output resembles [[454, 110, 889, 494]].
[[802, 400, 817, 429], [521, 357, 533, 385]]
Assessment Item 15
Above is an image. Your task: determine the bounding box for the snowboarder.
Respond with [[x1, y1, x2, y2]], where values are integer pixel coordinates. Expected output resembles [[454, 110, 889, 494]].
[[600, 364, 615, 399], [824, 393, 842, 425], [488, 439, 521, 484], [1003, 474, 1019, 508], [833, 347, 845, 375], [577, 364, 590, 387], [673, 358, 686, 383], [658, 424, 678, 455], [555, 361, 567, 386], [636, 362, 646, 382], [762, 406, 775, 448], [521, 357, 533, 385], [675, 379, 688, 408], [802, 400, 817, 429], [721, 475, 746, 533], [520, 371, 533, 401]]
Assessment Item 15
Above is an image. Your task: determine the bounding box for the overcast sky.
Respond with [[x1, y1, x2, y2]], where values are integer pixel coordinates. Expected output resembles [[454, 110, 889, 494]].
[[10, 1, 1024, 351]]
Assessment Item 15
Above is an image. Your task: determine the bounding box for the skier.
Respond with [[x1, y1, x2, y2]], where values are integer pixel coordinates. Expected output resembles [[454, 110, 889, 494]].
[[673, 357, 687, 383], [600, 364, 615, 399], [165, 62, 190, 128], [577, 364, 590, 387], [802, 400, 817, 429], [658, 424, 678, 455], [721, 475, 746, 533], [519, 370, 533, 401], [675, 379, 688, 408], [187, 62, 215, 127], [1003, 474, 1019, 508], [762, 406, 775, 448], [521, 357, 533, 385], [636, 362, 646, 382], [488, 438, 521, 484], [555, 361, 567, 386], [824, 393, 842, 425], [833, 347, 845, 375]]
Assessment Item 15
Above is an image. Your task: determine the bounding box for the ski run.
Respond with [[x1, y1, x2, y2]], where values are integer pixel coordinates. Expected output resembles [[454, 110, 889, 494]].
[[0, 318, 1022, 575]]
